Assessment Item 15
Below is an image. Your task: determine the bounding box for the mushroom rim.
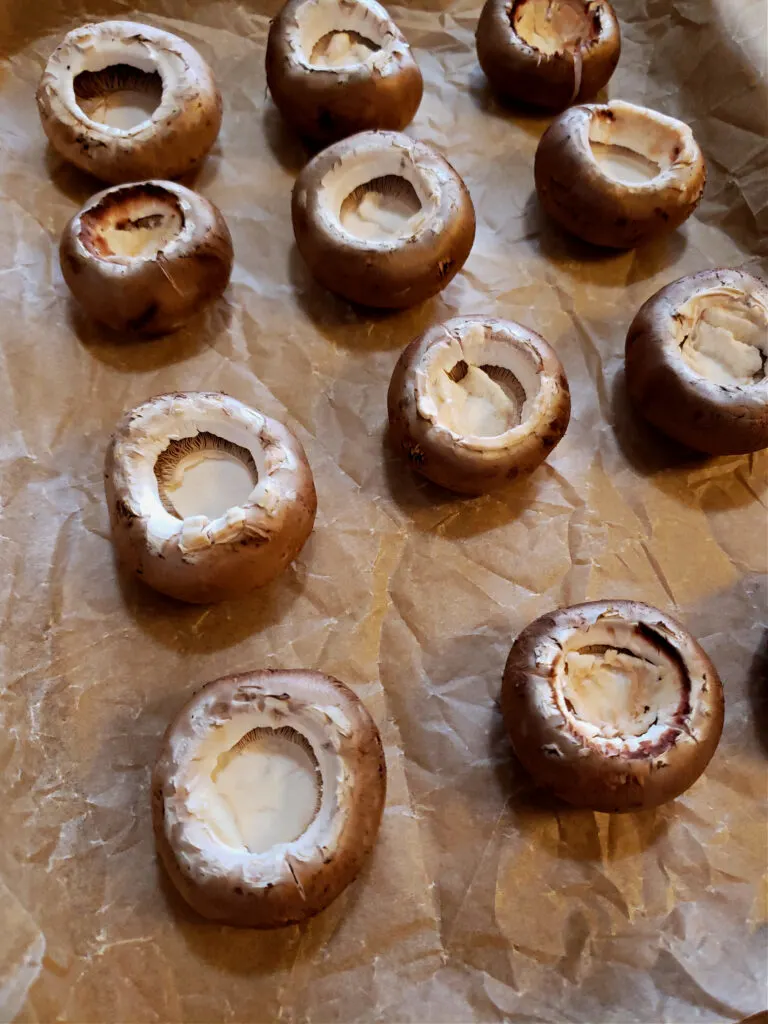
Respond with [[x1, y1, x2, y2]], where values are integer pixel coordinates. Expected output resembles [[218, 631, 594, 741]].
[[282, 0, 409, 72], [508, 0, 610, 58]]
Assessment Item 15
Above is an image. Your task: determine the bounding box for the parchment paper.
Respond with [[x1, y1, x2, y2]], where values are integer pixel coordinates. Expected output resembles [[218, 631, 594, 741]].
[[0, 0, 766, 1020]]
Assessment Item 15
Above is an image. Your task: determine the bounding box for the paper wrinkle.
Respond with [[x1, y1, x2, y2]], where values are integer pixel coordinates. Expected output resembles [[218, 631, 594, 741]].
[[1, 0, 767, 1020]]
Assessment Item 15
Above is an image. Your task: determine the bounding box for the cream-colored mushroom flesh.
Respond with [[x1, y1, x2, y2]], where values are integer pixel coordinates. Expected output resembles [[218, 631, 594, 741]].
[[297, 0, 386, 68], [553, 621, 686, 748], [74, 63, 163, 129], [154, 433, 259, 521], [422, 323, 542, 437], [311, 30, 379, 67], [513, 0, 597, 55], [588, 109, 683, 185], [676, 288, 768, 386], [339, 175, 423, 241], [80, 187, 184, 259]]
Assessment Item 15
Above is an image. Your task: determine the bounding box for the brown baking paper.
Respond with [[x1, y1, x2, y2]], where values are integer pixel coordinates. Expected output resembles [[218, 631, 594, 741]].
[[0, 0, 766, 1020]]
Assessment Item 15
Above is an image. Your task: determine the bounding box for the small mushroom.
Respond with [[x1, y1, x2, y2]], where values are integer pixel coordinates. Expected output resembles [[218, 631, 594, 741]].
[[625, 268, 768, 454], [60, 180, 233, 336], [387, 316, 570, 493], [105, 392, 317, 603], [534, 100, 706, 248], [292, 131, 476, 308], [266, 0, 423, 145], [37, 20, 222, 184], [153, 669, 386, 928], [476, 0, 621, 111], [502, 600, 724, 813]]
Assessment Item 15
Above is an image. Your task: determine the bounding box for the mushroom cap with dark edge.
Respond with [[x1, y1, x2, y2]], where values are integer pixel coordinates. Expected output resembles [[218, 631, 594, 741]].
[[625, 268, 768, 455], [476, 0, 621, 111], [153, 670, 386, 928], [502, 600, 724, 813]]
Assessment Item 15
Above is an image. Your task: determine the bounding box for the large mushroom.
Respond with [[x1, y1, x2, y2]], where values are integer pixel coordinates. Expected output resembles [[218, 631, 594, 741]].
[[153, 670, 386, 928], [105, 392, 317, 603], [387, 316, 570, 493], [476, 0, 621, 111], [37, 20, 222, 184], [534, 100, 706, 248], [502, 600, 724, 813], [625, 268, 768, 455], [266, 0, 423, 145], [292, 131, 476, 308], [60, 180, 233, 336]]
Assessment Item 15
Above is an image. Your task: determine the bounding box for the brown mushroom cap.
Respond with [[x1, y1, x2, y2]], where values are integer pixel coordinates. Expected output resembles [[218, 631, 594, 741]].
[[60, 180, 233, 336], [266, 0, 423, 145], [502, 600, 724, 813], [152, 669, 386, 928], [534, 100, 706, 248], [387, 316, 571, 494], [37, 21, 222, 184], [105, 392, 317, 603], [292, 131, 476, 309], [476, 0, 621, 111], [625, 268, 768, 455]]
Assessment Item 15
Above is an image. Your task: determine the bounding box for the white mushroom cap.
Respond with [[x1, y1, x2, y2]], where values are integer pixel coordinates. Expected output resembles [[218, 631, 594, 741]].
[[60, 179, 233, 336], [37, 21, 222, 183], [502, 601, 724, 812], [534, 100, 706, 248], [152, 670, 386, 928], [626, 268, 768, 454], [388, 316, 571, 493], [105, 392, 317, 603], [266, 0, 423, 144]]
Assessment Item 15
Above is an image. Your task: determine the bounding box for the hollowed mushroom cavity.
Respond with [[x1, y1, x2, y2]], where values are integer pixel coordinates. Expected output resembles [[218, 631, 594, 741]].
[[513, 0, 598, 56], [266, 0, 423, 143], [154, 434, 259, 521], [105, 392, 317, 603], [534, 101, 706, 248], [152, 670, 386, 927], [73, 63, 163, 130], [387, 317, 570, 493], [502, 601, 725, 812], [61, 180, 233, 336], [292, 132, 475, 308], [677, 290, 767, 386]]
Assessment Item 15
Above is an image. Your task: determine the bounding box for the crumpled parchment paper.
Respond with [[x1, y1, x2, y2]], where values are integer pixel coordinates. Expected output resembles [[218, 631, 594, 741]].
[[0, 0, 766, 1020]]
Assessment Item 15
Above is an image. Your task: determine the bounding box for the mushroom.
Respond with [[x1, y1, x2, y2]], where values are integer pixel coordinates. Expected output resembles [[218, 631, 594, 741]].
[[266, 0, 423, 145], [502, 600, 724, 813], [105, 392, 317, 603], [292, 131, 476, 308], [152, 669, 386, 928], [534, 100, 706, 248], [37, 20, 222, 184], [476, 0, 621, 111], [625, 268, 768, 454], [60, 179, 233, 336], [387, 316, 570, 493]]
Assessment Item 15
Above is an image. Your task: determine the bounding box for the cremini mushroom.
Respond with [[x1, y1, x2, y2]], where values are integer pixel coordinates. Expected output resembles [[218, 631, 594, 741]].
[[60, 180, 233, 336], [534, 100, 706, 248], [292, 131, 476, 308], [502, 600, 724, 813], [387, 316, 570, 493], [37, 20, 222, 184], [105, 392, 317, 603], [476, 0, 621, 111], [625, 268, 768, 454], [153, 669, 386, 928], [266, 0, 423, 145]]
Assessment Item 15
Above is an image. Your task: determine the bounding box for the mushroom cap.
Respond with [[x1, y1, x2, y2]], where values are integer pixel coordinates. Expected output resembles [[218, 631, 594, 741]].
[[625, 268, 768, 455], [292, 131, 476, 309], [105, 391, 317, 603], [266, 0, 423, 145], [476, 0, 621, 111], [60, 179, 233, 336], [502, 600, 724, 813], [534, 100, 706, 248], [152, 669, 386, 928], [387, 316, 571, 494], [37, 20, 222, 184]]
